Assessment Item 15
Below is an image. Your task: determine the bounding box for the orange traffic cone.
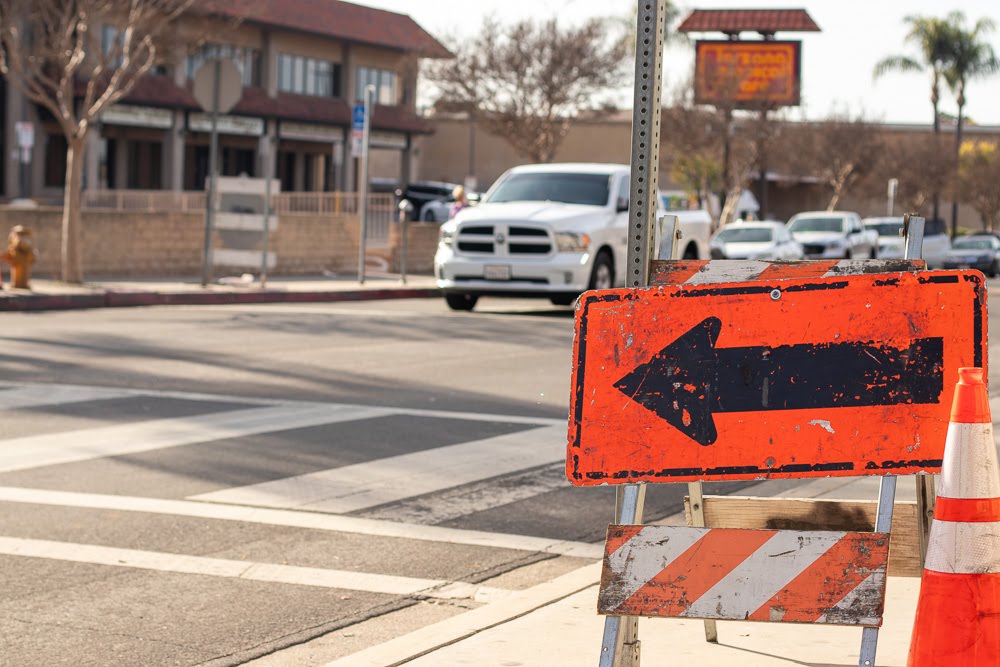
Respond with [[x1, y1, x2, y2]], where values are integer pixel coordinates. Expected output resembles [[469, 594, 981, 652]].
[[908, 367, 1000, 666]]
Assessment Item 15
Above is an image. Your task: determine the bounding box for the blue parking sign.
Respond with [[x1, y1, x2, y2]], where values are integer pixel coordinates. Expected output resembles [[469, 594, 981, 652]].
[[353, 104, 366, 131]]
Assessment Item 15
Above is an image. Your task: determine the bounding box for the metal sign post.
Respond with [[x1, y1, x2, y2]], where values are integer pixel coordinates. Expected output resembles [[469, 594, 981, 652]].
[[599, 2, 668, 665], [888, 178, 899, 216], [193, 58, 242, 287], [357, 86, 374, 284]]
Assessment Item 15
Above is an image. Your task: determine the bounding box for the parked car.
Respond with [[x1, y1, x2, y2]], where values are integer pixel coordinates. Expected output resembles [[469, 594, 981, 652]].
[[420, 191, 481, 222], [942, 235, 1000, 276], [863, 216, 951, 267], [433, 163, 711, 311], [709, 221, 804, 260], [401, 181, 459, 221], [787, 211, 878, 259]]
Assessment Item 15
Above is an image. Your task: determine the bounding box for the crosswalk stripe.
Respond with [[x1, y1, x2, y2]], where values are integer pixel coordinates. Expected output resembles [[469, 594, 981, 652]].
[[0, 384, 130, 410], [191, 425, 566, 513], [0, 404, 392, 473], [360, 463, 568, 525], [0, 536, 510, 601], [0, 487, 603, 559]]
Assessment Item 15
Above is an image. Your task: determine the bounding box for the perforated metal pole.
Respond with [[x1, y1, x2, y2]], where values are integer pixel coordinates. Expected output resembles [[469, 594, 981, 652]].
[[599, 5, 667, 665]]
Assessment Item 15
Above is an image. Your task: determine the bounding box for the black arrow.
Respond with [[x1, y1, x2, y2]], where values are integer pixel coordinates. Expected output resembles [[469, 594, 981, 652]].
[[614, 317, 944, 446]]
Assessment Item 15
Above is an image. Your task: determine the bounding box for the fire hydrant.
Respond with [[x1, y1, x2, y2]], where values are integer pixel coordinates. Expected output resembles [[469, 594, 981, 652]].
[[3, 225, 36, 289]]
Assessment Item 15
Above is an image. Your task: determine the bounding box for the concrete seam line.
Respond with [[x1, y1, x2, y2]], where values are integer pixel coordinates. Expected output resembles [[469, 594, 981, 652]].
[[320, 562, 602, 667]]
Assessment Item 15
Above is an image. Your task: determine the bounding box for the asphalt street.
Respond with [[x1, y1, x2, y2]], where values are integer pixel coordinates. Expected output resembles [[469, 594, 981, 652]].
[[0, 288, 997, 666]]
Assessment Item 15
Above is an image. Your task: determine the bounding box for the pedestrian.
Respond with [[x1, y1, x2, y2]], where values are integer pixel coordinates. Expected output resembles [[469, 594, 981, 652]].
[[449, 185, 469, 220]]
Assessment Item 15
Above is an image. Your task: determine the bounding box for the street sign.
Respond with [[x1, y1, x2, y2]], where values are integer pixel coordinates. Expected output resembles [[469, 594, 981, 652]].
[[14, 121, 34, 149], [567, 270, 987, 486], [351, 103, 366, 158], [192, 58, 243, 115]]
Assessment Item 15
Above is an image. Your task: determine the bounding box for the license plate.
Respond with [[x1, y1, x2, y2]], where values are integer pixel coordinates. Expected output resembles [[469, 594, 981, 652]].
[[484, 265, 511, 281]]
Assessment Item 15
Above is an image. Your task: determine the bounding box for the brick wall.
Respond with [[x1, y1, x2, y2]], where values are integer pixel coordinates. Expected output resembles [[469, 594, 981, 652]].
[[0, 207, 436, 278]]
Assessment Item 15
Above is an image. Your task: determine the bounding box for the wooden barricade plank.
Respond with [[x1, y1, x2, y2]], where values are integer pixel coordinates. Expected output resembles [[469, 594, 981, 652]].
[[683, 496, 921, 577], [599, 525, 890, 627]]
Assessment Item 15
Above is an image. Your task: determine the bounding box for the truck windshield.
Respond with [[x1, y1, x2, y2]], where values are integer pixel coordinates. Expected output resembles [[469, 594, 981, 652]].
[[487, 173, 611, 206], [788, 217, 845, 233]]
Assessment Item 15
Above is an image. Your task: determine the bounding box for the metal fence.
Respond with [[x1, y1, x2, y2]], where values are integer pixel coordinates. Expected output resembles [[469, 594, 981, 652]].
[[81, 190, 395, 247]]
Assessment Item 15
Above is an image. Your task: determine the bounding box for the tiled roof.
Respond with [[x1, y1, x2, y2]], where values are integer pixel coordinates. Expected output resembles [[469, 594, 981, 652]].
[[201, 0, 451, 59], [678, 9, 820, 34]]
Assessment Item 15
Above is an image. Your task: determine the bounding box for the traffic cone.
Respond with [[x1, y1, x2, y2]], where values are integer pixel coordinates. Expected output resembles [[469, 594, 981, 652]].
[[908, 367, 1000, 666]]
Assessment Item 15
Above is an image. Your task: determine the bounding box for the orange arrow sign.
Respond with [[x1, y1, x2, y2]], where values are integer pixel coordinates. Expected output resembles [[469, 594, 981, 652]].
[[567, 271, 987, 486]]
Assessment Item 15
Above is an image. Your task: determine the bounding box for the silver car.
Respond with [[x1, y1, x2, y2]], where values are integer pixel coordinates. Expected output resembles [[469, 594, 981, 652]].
[[710, 222, 804, 260]]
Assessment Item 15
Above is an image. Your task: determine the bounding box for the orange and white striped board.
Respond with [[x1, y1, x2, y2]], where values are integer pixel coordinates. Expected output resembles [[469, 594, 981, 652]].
[[648, 258, 926, 286], [599, 525, 890, 627], [568, 270, 987, 485]]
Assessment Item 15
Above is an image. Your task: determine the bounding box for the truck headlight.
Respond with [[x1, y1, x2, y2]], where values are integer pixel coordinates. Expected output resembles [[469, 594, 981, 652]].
[[439, 228, 455, 247], [555, 232, 591, 252]]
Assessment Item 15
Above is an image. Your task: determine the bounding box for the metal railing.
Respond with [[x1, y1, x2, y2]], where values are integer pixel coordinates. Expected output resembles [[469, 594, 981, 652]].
[[81, 190, 395, 246]]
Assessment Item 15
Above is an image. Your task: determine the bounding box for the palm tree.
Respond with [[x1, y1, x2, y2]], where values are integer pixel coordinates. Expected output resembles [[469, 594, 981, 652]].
[[873, 15, 955, 221], [943, 13, 999, 237]]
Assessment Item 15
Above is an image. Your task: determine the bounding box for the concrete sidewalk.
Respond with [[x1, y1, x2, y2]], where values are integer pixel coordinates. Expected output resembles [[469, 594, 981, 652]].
[[0, 273, 439, 311]]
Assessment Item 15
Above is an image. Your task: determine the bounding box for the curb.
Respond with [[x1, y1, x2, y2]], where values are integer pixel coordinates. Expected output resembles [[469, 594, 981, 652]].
[[0, 287, 441, 312]]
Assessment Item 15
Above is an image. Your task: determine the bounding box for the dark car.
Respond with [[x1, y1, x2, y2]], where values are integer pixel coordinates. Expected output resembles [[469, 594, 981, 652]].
[[401, 181, 459, 220], [942, 235, 1000, 276]]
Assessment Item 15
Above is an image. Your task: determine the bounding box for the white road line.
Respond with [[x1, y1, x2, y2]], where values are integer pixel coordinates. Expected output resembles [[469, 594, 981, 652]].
[[360, 463, 568, 525], [0, 404, 392, 473], [191, 425, 566, 513], [0, 384, 130, 410], [0, 536, 508, 601], [0, 487, 603, 559], [0, 381, 564, 426]]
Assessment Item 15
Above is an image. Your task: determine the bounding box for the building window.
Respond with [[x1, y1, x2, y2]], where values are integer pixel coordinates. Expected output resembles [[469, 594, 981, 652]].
[[103, 25, 168, 75], [277, 53, 341, 98], [355, 66, 397, 105], [187, 44, 261, 87]]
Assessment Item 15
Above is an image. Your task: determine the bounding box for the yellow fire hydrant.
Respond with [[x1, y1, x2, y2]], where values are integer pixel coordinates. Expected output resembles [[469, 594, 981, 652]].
[[3, 225, 36, 289]]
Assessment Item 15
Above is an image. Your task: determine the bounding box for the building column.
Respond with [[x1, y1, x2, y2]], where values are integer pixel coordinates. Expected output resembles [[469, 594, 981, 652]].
[[113, 138, 128, 189], [399, 135, 413, 190], [163, 111, 185, 190], [292, 151, 305, 192], [4, 82, 23, 198], [84, 124, 101, 190], [332, 140, 344, 192], [258, 121, 277, 188]]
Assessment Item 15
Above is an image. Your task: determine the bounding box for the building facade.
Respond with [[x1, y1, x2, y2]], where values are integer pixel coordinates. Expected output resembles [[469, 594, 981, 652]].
[[0, 0, 449, 200]]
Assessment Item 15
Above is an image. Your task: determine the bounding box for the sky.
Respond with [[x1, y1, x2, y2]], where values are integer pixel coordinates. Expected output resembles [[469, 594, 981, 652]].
[[360, 0, 1000, 126]]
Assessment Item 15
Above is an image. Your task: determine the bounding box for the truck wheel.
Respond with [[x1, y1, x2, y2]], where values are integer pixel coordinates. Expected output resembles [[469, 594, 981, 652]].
[[682, 243, 699, 259], [588, 251, 614, 290], [550, 294, 577, 306], [445, 293, 477, 311]]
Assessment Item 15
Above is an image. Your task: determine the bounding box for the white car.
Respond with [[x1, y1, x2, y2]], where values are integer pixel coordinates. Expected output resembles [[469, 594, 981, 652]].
[[710, 221, 804, 260], [787, 211, 879, 259], [433, 163, 710, 311], [863, 216, 951, 267]]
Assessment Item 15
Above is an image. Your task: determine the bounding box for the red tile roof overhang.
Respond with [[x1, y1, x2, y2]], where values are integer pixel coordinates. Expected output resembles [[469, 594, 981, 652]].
[[678, 9, 820, 34], [199, 0, 452, 59]]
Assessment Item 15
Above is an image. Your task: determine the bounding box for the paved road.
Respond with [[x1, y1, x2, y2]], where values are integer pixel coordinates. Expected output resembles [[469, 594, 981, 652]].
[[0, 289, 997, 666]]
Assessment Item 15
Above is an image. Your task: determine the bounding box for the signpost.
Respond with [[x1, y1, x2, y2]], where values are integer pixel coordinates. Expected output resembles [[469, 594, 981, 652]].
[[569, 270, 987, 486], [193, 58, 243, 286], [15, 121, 34, 199], [357, 88, 374, 284]]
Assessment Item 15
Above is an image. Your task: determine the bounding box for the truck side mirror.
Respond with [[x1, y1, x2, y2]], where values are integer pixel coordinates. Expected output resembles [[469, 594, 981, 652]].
[[617, 198, 629, 213]]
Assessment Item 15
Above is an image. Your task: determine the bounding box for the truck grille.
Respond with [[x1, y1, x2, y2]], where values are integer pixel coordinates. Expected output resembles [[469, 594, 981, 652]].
[[456, 224, 552, 256]]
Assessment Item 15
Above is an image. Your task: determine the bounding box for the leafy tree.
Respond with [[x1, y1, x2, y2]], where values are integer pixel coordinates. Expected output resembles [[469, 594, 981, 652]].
[[426, 17, 630, 163], [942, 13, 999, 236], [873, 15, 956, 220], [0, 0, 194, 282], [958, 141, 1000, 231]]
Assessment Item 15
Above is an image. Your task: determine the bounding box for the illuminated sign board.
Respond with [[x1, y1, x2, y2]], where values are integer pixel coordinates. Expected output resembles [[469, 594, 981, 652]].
[[694, 40, 801, 107]]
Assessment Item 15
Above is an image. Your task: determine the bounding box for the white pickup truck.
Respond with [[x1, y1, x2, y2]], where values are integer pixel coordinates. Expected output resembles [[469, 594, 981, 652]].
[[433, 163, 711, 311], [787, 211, 880, 259]]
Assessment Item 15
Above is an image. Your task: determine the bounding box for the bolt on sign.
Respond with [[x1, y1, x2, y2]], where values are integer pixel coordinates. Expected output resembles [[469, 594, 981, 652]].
[[567, 270, 987, 486], [694, 40, 801, 107]]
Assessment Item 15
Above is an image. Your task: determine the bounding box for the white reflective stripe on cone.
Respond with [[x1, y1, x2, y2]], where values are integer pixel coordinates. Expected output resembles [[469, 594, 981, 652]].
[[938, 423, 1000, 499], [925, 520, 1000, 574]]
